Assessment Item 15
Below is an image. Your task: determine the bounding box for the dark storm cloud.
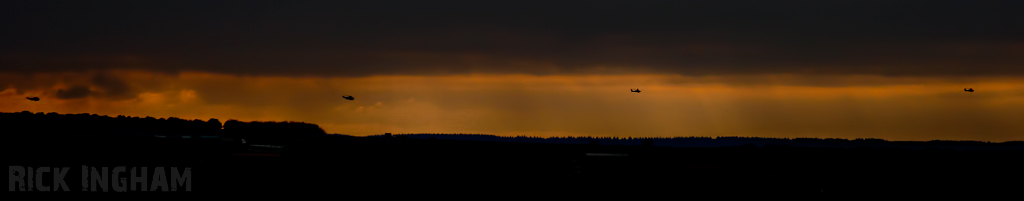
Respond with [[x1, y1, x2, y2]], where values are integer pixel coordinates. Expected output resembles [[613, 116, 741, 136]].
[[0, 70, 138, 100], [90, 72, 134, 100], [55, 86, 91, 99], [2, 0, 1022, 76]]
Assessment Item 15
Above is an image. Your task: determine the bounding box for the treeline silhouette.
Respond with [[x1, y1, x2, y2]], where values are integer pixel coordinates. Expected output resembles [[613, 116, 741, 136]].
[[4, 110, 1019, 150], [373, 133, 1024, 150], [223, 119, 325, 144], [1, 111, 324, 144]]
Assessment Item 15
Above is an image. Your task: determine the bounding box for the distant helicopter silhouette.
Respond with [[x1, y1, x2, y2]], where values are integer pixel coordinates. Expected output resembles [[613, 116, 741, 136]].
[[964, 88, 974, 92], [342, 95, 354, 100], [26, 97, 40, 101], [630, 89, 641, 93]]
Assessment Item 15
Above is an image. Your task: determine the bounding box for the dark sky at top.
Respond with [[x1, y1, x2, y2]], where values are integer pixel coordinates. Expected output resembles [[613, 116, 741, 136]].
[[3, 0, 1023, 77]]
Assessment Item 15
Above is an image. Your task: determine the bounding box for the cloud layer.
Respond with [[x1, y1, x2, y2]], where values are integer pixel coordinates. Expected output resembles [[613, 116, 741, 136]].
[[3, 2, 1022, 142], [2, 1, 1022, 77]]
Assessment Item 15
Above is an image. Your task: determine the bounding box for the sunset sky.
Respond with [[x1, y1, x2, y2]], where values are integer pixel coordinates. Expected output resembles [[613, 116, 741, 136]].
[[2, 1, 1022, 141]]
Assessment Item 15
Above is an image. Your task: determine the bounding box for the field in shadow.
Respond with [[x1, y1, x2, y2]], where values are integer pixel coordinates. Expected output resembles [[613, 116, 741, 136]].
[[5, 111, 1023, 196]]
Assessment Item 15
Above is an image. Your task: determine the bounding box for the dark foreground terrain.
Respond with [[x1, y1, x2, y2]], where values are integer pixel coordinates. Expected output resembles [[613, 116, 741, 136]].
[[8, 132, 1023, 197], [5, 111, 1022, 197]]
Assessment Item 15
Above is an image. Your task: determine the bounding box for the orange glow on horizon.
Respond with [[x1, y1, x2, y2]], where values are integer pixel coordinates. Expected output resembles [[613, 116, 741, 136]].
[[2, 71, 1022, 142]]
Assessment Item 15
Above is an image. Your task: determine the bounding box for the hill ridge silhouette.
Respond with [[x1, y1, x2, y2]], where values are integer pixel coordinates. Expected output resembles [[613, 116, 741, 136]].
[[368, 133, 1023, 150], [3, 111, 1020, 150]]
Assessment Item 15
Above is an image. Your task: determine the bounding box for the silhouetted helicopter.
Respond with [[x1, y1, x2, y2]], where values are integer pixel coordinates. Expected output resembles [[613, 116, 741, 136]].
[[964, 88, 974, 92], [26, 97, 40, 101], [630, 89, 641, 93], [342, 95, 354, 100]]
